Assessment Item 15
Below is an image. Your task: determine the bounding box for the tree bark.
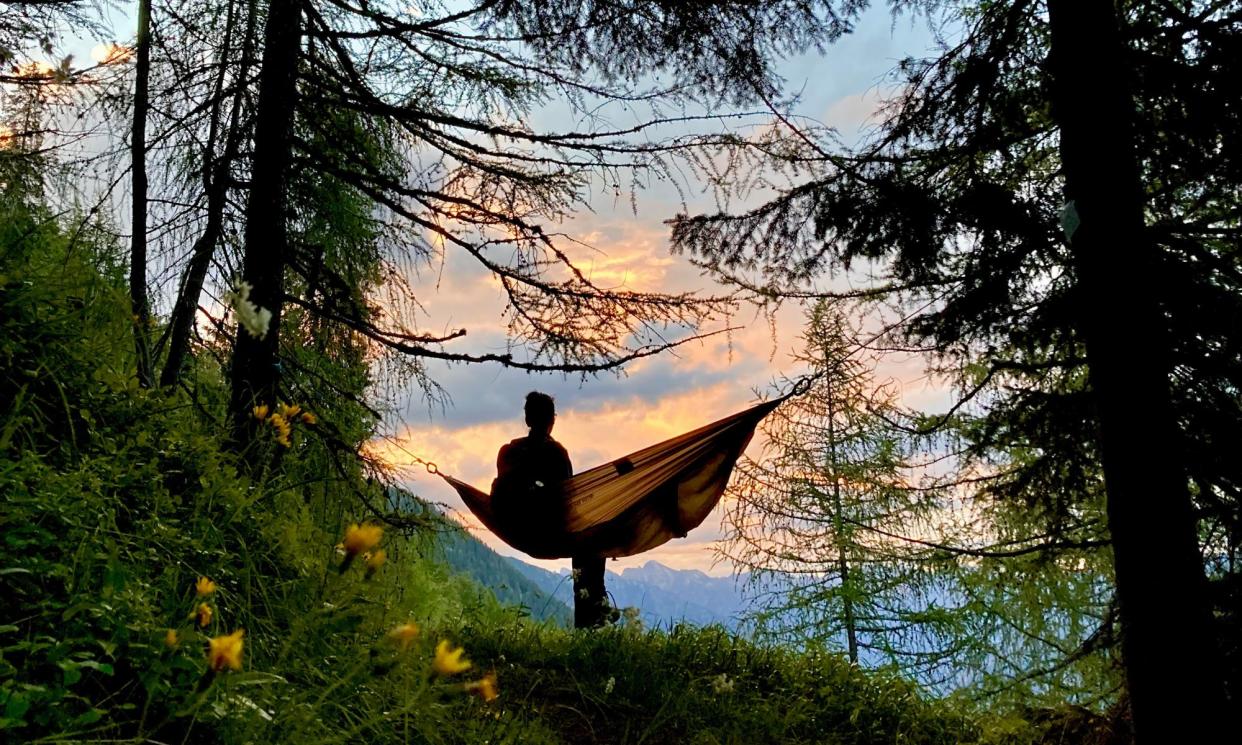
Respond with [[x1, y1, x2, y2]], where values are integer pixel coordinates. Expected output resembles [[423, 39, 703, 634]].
[[129, 0, 153, 388], [1047, 0, 1224, 739], [229, 0, 302, 445]]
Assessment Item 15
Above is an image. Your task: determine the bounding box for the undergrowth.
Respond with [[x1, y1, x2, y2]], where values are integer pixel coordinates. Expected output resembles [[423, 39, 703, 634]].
[[0, 185, 1070, 744]]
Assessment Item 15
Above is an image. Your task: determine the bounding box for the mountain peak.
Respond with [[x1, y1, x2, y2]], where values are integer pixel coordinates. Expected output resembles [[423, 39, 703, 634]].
[[617, 561, 712, 584]]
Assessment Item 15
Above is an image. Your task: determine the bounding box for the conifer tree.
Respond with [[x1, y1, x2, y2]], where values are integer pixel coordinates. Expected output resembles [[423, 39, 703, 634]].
[[671, 0, 1239, 735], [725, 300, 958, 677]]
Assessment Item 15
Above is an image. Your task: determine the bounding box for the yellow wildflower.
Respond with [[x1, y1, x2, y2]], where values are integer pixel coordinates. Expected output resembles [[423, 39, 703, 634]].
[[193, 602, 213, 628], [251, 404, 270, 421], [364, 549, 387, 578], [433, 639, 472, 677], [465, 671, 499, 702], [164, 629, 180, 648], [342, 523, 383, 556], [269, 413, 292, 447], [207, 629, 244, 672], [195, 576, 217, 596], [300, 411, 317, 426], [277, 402, 302, 419], [387, 622, 419, 650]]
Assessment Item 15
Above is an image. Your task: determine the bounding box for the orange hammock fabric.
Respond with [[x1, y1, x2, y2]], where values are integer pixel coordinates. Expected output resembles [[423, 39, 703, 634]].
[[441, 398, 782, 560]]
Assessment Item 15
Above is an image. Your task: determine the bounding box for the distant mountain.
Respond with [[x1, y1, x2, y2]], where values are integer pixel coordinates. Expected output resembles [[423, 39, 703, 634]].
[[401, 486, 751, 630], [507, 558, 753, 630], [432, 529, 573, 625]]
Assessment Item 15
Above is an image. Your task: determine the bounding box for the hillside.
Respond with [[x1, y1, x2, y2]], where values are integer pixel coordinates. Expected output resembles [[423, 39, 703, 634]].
[[426, 517, 749, 631], [432, 525, 573, 625], [0, 193, 1059, 744]]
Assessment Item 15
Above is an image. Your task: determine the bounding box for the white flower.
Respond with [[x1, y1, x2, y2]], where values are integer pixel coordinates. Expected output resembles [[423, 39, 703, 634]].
[[603, 676, 615, 695], [711, 673, 734, 695], [224, 280, 272, 340]]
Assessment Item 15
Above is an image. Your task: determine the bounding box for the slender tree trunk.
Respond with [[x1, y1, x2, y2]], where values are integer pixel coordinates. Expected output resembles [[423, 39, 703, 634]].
[[826, 379, 859, 664], [1047, 0, 1224, 739], [161, 0, 257, 388], [160, 177, 227, 387], [229, 0, 302, 446], [129, 0, 153, 387]]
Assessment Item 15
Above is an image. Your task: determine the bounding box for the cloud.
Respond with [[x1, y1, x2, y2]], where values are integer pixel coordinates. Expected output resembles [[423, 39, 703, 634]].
[[821, 86, 899, 141], [90, 43, 134, 65], [365, 68, 957, 580]]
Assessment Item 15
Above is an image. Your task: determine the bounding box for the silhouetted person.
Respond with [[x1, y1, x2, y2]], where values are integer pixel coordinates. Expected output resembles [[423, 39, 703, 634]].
[[493, 391, 611, 628]]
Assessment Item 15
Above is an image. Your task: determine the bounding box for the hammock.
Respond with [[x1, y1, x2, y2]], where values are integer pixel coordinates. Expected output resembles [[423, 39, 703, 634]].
[[440, 397, 783, 560]]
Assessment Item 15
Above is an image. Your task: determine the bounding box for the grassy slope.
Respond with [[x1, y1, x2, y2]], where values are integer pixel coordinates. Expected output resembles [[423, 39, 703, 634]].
[[0, 203, 1048, 744]]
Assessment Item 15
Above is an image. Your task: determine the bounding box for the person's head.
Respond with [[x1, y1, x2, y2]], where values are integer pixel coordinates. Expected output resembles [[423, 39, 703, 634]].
[[524, 391, 556, 435]]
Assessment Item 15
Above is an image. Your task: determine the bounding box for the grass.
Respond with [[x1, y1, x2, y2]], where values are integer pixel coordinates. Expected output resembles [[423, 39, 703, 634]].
[[0, 190, 1071, 744]]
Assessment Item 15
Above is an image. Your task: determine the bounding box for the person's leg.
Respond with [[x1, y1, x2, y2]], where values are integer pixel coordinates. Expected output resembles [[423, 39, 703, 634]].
[[572, 555, 607, 628]]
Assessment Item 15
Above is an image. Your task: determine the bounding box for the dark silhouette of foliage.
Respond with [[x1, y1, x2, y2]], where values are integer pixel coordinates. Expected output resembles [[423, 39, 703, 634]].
[[669, 0, 1240, 737]]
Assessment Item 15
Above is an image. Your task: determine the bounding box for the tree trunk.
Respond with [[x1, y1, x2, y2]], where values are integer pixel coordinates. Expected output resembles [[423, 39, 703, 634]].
[[1047, 0, 1224, 738], [228, 0, 302, 446], [161, 0, 257, 388], [826, 378, 859, 664], [129, 0, 153, 388]]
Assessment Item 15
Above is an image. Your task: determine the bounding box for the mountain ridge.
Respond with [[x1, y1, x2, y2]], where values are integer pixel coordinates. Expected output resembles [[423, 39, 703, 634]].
[[505, 557, 753, 630]]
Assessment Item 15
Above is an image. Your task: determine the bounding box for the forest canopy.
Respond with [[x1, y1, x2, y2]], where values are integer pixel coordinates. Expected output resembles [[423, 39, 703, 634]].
[[1, 2, 1238, 744]]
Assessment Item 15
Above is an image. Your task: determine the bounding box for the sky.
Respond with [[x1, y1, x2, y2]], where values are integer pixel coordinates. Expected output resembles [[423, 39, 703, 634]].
[[368, 6, 950, 576], [42, 3, 950, 577]]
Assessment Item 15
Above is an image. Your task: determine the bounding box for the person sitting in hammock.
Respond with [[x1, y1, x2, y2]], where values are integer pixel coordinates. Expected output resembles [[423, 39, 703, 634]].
[[492, 391, 613, 628]]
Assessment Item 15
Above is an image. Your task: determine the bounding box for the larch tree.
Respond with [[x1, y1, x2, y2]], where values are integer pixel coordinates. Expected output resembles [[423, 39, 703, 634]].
[[728, 300, 1119, 701], [724, 299, 961, 680], [17, 0, 881, 465]]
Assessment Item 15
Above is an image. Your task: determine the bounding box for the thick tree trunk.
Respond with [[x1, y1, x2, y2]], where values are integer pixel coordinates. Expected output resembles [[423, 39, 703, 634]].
[[228, 0, 302, 445], [129, 0, 153, 388], [1047, 0, 1224, 739]]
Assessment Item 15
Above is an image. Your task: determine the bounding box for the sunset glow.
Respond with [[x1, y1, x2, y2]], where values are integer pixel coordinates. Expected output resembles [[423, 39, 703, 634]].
[[368, 11, 952, 575], [90, 43, 135, 65]]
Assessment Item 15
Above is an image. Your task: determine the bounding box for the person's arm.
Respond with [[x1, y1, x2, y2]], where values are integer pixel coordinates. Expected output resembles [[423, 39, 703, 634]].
[[496, 443, 512, 479]]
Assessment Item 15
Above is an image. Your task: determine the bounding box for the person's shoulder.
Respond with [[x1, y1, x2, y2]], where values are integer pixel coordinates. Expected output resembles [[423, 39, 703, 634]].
[[499, 436, 533, 453], [547, 438, 570, 456]]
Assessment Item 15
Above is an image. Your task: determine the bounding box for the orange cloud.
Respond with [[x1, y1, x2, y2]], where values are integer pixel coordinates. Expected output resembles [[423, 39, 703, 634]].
[[374, 377, 771, 569], [10, 61, 55, 79], [91, 44, 134, 65]]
